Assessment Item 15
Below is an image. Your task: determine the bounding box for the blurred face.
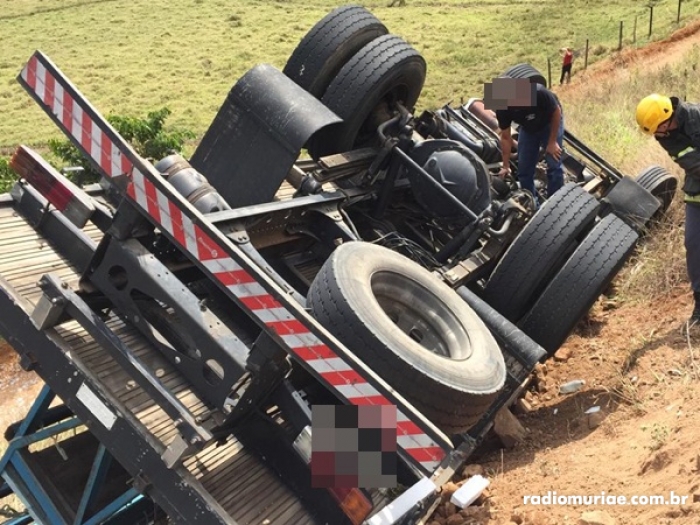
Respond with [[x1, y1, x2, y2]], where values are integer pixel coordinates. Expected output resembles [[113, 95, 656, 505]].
[[483, 77, 535, 110]]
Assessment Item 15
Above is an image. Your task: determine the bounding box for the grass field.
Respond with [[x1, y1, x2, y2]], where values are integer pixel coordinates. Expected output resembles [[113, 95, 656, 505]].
[[1, 0, 699, 149]]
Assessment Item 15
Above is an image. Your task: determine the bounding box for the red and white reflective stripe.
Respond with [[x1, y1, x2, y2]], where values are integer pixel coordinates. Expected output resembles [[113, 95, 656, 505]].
[[20, 51, 448, 473], [19, 55, 133, 180], [127, 168, 445, 471]]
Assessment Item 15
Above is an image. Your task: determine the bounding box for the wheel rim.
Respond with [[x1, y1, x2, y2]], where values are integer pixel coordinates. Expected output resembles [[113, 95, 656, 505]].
[[371, 271, 473, 360]]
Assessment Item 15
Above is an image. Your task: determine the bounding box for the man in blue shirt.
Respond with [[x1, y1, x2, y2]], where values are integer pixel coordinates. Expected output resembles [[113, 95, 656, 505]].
[[484, 77, 565, 201]]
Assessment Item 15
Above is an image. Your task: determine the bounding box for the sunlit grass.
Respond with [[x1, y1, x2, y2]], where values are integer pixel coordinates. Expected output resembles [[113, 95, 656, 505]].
[[1, 0, 699, 147], [557, 46, 700, 303]]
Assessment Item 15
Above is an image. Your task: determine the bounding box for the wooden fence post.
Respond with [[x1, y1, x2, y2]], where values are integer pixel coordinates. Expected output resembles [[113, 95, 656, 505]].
[[677, 0, 682, 24], [547, 57, 552, 88], [649, 5, 654, 37], [618, 21, 623, 50], [584, 39, 589, 69]]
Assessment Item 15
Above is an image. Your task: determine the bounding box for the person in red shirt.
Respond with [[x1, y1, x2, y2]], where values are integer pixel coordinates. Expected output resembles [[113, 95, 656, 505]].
[[560, 47, 573, 85]]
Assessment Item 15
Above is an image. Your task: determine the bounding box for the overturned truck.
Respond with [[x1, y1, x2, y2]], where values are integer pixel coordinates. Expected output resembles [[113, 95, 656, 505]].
[[0, 5, 677, 525]]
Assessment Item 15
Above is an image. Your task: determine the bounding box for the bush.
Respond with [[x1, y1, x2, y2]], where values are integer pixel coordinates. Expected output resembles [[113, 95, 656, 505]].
[[48, 107, 194, 186], [0, 156, 16, 193]]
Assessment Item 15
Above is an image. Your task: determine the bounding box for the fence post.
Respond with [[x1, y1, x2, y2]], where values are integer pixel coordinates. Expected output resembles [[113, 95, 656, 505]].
[[618, 21, 623, 50], [649, 5, 654, 37], [547, 57, 552, 87], [584, 39, 589, 69], [633, 15, 637, 43], [677, 0, 682, 24]]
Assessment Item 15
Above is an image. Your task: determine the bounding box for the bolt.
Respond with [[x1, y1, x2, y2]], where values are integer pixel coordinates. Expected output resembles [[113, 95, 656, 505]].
[[61, 282, 68, 289]]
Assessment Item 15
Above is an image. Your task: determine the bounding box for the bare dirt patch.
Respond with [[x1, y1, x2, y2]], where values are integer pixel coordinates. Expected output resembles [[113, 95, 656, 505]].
[[0, 340, 42, 433]]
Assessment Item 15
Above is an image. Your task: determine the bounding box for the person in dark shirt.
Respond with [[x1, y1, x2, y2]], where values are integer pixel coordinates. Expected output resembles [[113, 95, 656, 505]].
[[484, 77, 564, 201], [637, 94, 700, 328]]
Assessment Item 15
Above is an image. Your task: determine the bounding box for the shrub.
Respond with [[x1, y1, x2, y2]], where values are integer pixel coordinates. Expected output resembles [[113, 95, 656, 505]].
[[48, 107, 194, 186], [0, 156, 16, 193]]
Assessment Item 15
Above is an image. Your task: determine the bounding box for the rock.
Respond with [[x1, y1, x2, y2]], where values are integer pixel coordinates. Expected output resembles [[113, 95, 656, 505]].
[[445, 515, 464, 525], [640, 450, 672, 474], [534, 363, 547, 377], [493, 408, 527, 448], [461, 464, 485, 478], [587, 411, 604, 429], [513, 397, 533, 415], [510, 511, 524, 524], [441, 482, 460, 499], [579, 510, 616, 525], [693, 493, 700, 503], [459, 505, 490, 520], [553, 347, 572, 362], [559, 379, 586, 394]]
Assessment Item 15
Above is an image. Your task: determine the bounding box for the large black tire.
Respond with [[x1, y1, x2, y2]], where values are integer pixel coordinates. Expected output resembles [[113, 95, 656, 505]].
[[307, 242, 506, 434], [520, 214, 638, 356], [482, 183, 600, 322], [501, 63, 547, 86], [635, 165, 678, 215], [308, 34, 426, 159], [283, 5, 388, 99]]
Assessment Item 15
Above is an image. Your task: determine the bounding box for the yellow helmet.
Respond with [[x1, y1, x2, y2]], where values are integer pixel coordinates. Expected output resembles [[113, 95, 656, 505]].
[[636, 94, 673, 134]]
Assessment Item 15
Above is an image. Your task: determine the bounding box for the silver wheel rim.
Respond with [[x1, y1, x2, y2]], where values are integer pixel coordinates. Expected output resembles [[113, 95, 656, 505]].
[[371, 271, 473, 360]]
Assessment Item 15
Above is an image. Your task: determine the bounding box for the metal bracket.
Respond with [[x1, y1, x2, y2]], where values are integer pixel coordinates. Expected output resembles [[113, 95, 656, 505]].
[[34, 273, 213, 447]]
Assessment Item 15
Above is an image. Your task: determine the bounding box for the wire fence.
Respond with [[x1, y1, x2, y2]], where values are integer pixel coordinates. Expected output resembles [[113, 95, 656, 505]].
[[543, 0, 698, 87]]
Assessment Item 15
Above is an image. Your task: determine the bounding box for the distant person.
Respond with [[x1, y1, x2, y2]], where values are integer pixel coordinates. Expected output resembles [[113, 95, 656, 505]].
[[484, 77, 565, 202], [636, 94, 700, 330], [560, 47, 573, 84]]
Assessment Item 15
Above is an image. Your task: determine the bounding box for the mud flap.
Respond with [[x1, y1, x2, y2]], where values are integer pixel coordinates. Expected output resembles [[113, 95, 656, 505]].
[[190, 64, 342, 208], [600, 176, 661, 231]]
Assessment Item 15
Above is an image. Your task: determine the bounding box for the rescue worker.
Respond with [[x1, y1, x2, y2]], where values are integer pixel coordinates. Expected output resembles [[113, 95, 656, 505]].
[[636, 94, 700, 328]]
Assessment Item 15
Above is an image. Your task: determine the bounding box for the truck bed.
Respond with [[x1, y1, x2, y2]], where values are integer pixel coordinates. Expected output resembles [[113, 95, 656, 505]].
[[0, 198, 352, 524]]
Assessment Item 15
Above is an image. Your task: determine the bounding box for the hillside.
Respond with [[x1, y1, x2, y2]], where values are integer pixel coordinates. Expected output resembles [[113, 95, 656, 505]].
[[433, 21, 700, 525]]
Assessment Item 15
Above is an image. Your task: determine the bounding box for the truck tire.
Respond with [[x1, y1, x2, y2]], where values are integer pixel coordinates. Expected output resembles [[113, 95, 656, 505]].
[[520, 214, 638, 357], [283, 5, 388, 98], [635, 165, 677, 215], [501, 63, 547, 86], [307, 242, 506, 434], [482, 183, 600, 322], [308, 34, 426, 159]]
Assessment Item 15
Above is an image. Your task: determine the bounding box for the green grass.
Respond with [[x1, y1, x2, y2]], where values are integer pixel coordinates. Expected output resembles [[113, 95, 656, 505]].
[[1, 0, 699, 148], [0, 0, 698, 301]]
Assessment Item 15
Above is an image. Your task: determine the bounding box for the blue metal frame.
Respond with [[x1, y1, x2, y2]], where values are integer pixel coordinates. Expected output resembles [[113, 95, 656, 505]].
[[0, 386, 144, 525]]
